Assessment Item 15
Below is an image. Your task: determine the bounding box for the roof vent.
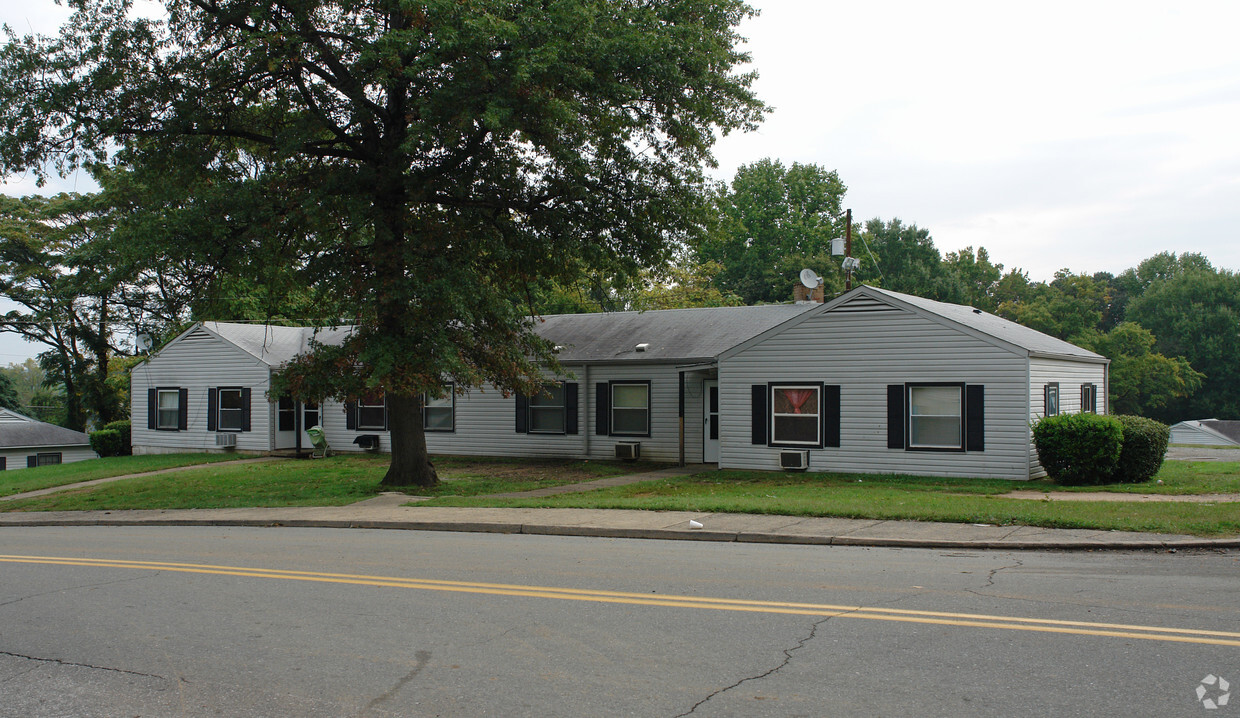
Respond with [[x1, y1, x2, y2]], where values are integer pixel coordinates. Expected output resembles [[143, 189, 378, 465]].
[[972, 308, 982, 314], [635, 343, 649, 352]]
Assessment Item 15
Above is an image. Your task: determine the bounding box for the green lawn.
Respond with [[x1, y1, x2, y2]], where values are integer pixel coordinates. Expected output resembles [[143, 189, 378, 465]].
[[3, 454, 1236, 537], [419, 464, 1240, 537], [0, 455, 644, 511], [0, 453, 253, 498]]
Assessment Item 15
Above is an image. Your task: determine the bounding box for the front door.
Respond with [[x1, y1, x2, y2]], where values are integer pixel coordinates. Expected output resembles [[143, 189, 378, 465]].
[[703, 381, 719, 463]]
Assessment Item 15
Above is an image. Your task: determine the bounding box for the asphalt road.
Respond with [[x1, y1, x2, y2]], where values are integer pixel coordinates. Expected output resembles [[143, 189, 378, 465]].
[[1, 526, 1237, 717]]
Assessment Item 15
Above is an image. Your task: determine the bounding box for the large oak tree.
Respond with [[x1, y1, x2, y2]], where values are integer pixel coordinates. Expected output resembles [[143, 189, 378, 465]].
[[0, 0, 765, 486]]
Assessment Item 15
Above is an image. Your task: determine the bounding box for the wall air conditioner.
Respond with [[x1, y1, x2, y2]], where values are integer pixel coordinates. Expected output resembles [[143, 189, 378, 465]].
[[779, 449, 809, 471], [215, 433, 237, 447], [615, 441, 641, 460]]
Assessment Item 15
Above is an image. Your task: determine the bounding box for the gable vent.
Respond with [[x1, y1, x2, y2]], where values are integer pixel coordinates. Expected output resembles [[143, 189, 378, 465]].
[[833, 296, 901, 314], [180, 328, 214, 342]]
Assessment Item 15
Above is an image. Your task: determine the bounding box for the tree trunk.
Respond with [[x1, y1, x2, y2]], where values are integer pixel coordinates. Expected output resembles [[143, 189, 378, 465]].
[[381, 392, 439, 488]]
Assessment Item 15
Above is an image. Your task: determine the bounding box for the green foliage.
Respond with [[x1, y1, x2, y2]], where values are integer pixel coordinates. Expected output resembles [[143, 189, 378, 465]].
[[696, 158, 846, 304], [1080, 323, 1203, 416], [1033, 413, 1124, 485], [0, 370, 19, 411], [102, 419, 132, 456], [852, 218, 943, 296], [0, 0, 766, 486], [89, 428, 124, 458], [1126, 262, 1240, 421], [1108, 415, 1169, 484]]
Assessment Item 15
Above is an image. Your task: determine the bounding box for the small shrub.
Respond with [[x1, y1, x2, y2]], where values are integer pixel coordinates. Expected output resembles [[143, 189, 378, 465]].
[[1109, 415, 1170, 483], [102, 420, 132, 456], [89, 429, 124, 458], [1033, 413, 1123, 485]]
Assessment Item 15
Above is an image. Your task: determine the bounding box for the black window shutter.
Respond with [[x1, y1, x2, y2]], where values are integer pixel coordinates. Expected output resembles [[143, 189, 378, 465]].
[[750, 385, 767, 445], [966, 385, 985, 451], [823, 385, 841, 448], [887, 385, 905, 449], [207, 388, 218, 431], [565, 383, 578, 435], [147, 388, 156, 430], [382, 395, 389, 431], [345, 401, 357, 430], [515, 393, 529, 433], [241, 388, 252, 432], [595, 383, 610, 435], [178, 388, 189, 431], [27, 455, 36, 468]]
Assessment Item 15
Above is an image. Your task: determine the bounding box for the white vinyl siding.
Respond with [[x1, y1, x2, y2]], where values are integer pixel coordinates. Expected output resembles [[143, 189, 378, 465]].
[[0, 445, 97, 469], [1028, 357, 1108, 478], [721, 295, 1033, 479], [131, 326, 274, 454]]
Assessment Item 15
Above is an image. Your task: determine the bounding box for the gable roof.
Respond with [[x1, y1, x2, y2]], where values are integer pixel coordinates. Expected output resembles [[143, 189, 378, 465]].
[[834, 286, 1107, 362], [0, 408, 91, 449], [195, 322, 355, 366], [535, 303, 821, 363], [1173, 420, 1240, 446]]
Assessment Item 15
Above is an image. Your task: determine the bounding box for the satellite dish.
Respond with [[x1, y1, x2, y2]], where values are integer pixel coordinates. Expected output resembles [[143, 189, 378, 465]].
[[799, 268, 820, 289], [136, 333, 153, 353]]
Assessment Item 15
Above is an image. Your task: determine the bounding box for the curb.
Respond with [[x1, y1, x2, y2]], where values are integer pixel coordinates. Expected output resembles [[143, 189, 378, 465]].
[[2, 515, 1237, 551]]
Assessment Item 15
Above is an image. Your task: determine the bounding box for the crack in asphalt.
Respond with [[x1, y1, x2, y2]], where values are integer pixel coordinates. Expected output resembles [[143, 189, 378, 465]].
[[362, 650, 431, 715], [965, 558, 1024, 597], [0, 651, 164, 680], [0, 571, 159, 609], [672, 612, 847, 717]]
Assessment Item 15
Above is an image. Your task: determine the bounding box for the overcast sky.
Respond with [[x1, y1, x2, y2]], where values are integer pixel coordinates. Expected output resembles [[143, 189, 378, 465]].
[[2, 0, 1238, 362]]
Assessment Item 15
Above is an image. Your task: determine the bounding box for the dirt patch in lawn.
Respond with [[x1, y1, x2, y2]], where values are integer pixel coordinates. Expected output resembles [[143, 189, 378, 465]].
[[436, 459, 624, 484]]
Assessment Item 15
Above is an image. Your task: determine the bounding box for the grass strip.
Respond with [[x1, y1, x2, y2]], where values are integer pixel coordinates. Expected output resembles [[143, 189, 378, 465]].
[[0, 453, 253, 498], [420, 470, 1240, 538]]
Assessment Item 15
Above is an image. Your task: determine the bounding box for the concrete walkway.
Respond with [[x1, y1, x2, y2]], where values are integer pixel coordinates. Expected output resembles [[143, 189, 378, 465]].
[[1, 461, 1236, 551]]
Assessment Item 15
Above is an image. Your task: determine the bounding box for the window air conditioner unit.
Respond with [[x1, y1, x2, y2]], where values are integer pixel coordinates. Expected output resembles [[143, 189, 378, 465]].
[[215, 433, 237, 447], [615, 441, 641, 460], [779, 449, 809, 471]]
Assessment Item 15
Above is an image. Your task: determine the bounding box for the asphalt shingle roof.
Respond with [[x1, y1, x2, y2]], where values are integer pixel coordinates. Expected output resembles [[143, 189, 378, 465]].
[[200, 323, 354, 366], [534, 303, 821, 363], [0, 409, 91, 449], [861, 286, 1106, 361]]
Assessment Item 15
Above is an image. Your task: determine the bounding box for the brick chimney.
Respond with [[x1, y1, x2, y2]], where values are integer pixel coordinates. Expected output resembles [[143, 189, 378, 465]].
[[793, 284, 825, 303]]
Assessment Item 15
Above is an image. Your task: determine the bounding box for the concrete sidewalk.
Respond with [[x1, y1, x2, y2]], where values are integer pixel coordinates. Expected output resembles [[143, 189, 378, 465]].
[[1, 498, 1236, 551]]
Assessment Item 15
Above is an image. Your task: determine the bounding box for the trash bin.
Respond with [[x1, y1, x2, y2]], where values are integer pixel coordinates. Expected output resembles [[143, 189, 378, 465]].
[[306, 426, 331, 458]]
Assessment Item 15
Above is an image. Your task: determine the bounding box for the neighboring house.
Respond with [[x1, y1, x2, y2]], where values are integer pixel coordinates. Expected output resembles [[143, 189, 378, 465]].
[[0, 408, 98, 469], [130, 286, 1108, 479], [1169, 420, 1240, 447]]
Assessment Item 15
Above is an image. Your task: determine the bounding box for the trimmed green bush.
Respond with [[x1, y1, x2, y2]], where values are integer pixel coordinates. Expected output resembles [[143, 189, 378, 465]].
[[102, 420, 132, 456], [89, 429, 124, 458], [1033, 413, 1124, 485], [1109, 415, 1170, 483]]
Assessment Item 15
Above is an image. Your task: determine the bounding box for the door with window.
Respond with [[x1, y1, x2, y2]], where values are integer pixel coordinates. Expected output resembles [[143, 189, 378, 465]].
[[703, 380, 720, 463], [275, 398, 321, 450]]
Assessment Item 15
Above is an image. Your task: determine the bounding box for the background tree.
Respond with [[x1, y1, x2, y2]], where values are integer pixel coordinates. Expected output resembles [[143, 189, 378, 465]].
[[1079, 322, 1203, 418], [0, 370, 19, 412], [696, 158, 846, 304], [851, 218, 942, 296], [1, 0, 765, 486]]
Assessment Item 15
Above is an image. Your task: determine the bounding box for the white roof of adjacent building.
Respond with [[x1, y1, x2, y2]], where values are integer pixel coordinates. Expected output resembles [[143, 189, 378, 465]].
[[0, 408, 92, 449], [1170, 420, 1240, 446]]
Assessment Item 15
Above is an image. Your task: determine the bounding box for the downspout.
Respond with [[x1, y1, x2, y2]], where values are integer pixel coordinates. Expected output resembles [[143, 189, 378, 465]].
[[678, 370, 685, 466]]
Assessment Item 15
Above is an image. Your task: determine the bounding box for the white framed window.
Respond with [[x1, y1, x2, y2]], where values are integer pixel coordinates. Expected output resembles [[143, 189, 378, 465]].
[[357, 394, 387, 430], [1045, 383, 1060, 417], [771, 385, 821, 446], [611, 383, 650, 436], [157, 389, 181, 430], [217, 388, 244, 431], [529, 383, 565, 434], [278, 397, 296, 432], [1080, 383, 1097, 413], [304, 402, 319, 429], [908, 384, 963, 449], [424, 385, 454, 432]]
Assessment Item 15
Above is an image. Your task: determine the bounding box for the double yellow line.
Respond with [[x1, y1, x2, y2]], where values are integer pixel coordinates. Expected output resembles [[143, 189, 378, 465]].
[[3, 554, 1238, 647]]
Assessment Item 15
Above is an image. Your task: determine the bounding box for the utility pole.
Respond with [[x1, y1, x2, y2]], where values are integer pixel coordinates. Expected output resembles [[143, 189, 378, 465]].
[[844, 208, 853, 291]]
